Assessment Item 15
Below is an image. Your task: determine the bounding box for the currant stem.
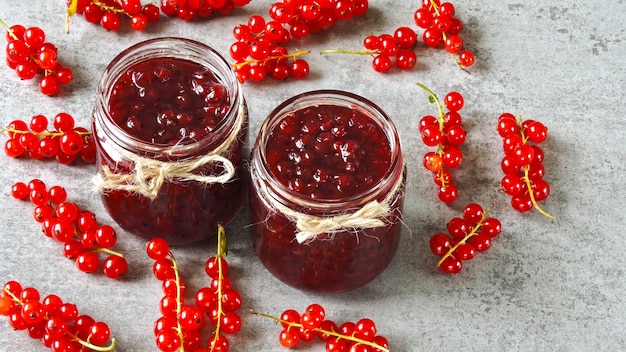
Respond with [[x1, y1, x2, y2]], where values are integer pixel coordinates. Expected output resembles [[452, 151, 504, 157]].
[[168, 252, 186, 352], [93, 247, 125, 258], [209, 224, 228, 352], [416, 83, 445, 132], [92, 0, 127, 15], [516, 115, 554, 219], [73, 335, 117, 352], [0, 18, 19, 40], [522, 166, 555, 219], [250, 310, 390, 352], [232, 50, 311, 68], [0, 128, 92, 137], [65, 0, 79, 34], [319, 49, 378, 57], [437, 208, 493, 267], [2, 287, 23, 305]]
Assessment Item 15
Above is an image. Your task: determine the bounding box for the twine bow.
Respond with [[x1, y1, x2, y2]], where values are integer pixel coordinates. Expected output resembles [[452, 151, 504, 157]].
[[93, 154, 235, 200], [259, 165, 405, 244]]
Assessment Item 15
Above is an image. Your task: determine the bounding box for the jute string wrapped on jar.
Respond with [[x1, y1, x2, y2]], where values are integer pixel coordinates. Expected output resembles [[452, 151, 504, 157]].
[[92, 103, 245, 200], [257, 165, 405, 244]]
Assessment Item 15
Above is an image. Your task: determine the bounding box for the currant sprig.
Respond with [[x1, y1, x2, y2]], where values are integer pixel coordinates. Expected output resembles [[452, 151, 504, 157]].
[[10, 179, 128, 279], [1, 19, 74, 95], [66, 0, 161, 32], [1, 280, 117, 351], [208, 224, 227, 351], [497, 113, 554, 219], [160, 0, 251, 21], [415, 0, 475, 70], [429, 203, 502, 274], [252, 304, 390, 351], [416, 83, 467, 203], [320, 26, 418, 73], [232, 49, 312, 82], [1, 113, 96, 164], [148, 224, 241, 352]]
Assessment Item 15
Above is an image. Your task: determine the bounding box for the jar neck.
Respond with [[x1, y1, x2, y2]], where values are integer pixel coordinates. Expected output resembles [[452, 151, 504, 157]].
[[251, 90, 404, 214], [93, 37, 242, 160]]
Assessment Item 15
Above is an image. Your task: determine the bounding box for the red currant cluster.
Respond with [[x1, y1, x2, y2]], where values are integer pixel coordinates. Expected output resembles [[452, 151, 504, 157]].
[[254, 303, 389, 351], [2, 112, 96, 164], [429, 203, 502, 274], [10, 179, 128, 279], [349, 27, 418, 73], [497, 113, 553, 218], [417, 83, 467, 203], [1, 20, 73, 96], [414, 0, 475, 68], [365, 27, 418, 72], [147, 225, 242, 352], [229, 0, 368, 82], [0, 280, 116, 351], [66, 0, 161, 31], [160, 0, 250, 21]]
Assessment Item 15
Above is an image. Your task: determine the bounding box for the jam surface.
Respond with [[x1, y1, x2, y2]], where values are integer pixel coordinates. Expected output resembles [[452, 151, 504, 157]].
[[251, 100, 404, 292], [97, 55, 246, 245], [264, 104, 392, 200], [108, 57, 230, 145]]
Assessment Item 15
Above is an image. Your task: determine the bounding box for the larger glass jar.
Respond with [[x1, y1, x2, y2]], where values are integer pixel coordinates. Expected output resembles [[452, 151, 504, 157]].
[[92, 37, 248, 245], [249, 90, 405, 292]]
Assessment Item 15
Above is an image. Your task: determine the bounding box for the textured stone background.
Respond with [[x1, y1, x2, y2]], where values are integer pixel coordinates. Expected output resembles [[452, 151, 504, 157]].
[[0, 1, 624, 351]]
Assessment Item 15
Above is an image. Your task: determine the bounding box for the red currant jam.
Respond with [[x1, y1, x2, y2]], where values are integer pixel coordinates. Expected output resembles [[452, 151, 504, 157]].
[[249, 90, 405, 292], [93, 38, 248, 245]]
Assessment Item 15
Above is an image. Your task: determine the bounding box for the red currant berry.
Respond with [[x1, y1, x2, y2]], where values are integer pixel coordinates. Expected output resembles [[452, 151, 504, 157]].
[[439, 256, 462, 274], [444, 91, 464, 111], [301, 303, 325, 329], [459, 50, 475, 67], [39, 75, 61, 96], [438, 183, 458, 203], [146, 237, 170, 260], [430, 232, 451, 256], [372, 54, 391, 73]]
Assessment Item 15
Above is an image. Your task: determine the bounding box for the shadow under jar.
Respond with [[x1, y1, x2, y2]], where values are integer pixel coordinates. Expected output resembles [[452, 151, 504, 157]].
[[249, 90, 405, 293], [92, 37, 248, 245]]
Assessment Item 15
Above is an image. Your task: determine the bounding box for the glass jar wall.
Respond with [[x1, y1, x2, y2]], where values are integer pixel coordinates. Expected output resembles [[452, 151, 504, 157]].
[[249, 90, 405, 292], [92, 37, 248, 245]]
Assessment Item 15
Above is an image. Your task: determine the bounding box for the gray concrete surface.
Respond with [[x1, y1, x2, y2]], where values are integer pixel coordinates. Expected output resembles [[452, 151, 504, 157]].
[[0, 1, 624, 351]]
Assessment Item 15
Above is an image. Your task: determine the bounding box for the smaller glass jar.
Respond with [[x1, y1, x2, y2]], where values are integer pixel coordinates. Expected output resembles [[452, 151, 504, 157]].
[[249, 90, 405, 292], [92, 37, 248, 245]]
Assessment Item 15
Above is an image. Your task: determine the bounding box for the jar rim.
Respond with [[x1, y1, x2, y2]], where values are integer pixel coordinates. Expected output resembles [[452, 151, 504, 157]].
[[252, 89, 404, 211], [95, 37, 241, 157]]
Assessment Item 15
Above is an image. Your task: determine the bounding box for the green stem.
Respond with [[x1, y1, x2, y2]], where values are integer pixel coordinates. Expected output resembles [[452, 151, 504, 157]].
[[319, 49, 377, 56], [416, 82, 445, 131]]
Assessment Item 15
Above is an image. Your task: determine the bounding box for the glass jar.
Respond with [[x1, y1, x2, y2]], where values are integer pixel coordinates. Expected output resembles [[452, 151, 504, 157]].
[[92, 37, 248, 245], [249, 90, 405, 292]]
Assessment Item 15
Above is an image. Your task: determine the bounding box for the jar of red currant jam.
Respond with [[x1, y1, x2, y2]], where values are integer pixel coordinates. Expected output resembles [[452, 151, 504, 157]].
[[249, 90, 405, 292], [92, 37, 248, 245]]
